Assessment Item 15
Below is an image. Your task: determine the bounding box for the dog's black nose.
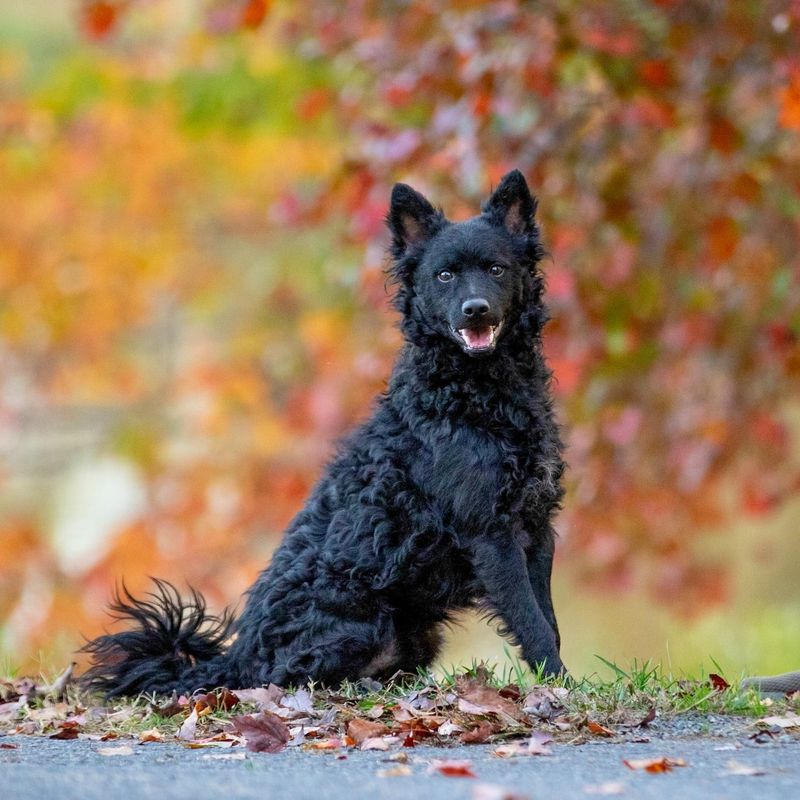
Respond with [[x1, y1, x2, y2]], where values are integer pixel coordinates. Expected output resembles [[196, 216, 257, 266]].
[[461, 298, 490, 317]]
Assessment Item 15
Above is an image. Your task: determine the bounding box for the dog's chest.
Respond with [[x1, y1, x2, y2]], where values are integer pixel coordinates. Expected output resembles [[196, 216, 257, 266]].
[[410, 426, 509, 525]]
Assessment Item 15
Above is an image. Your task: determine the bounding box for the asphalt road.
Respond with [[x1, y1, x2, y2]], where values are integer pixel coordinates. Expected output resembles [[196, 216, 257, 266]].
[[1, 734, 798, 800]]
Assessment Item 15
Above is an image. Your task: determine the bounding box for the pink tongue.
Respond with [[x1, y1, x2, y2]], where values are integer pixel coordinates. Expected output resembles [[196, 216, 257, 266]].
[[463, 327, 492, 348]]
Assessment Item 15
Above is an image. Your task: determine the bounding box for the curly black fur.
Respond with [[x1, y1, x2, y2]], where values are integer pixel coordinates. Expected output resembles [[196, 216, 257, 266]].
[[81, 170, 567, 696]]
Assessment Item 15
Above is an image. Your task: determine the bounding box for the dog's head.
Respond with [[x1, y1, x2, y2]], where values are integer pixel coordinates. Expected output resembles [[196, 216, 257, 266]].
[[387, 170, 546, 357]]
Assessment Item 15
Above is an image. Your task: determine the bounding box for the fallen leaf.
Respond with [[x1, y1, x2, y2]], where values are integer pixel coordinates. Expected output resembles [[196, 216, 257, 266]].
[[347, 717, 388, 744], [384, 751, 408, 763], [756, 712, 800, 729], [522, 687, 566, 721], [138, 728, 165, 743], [623, 756, 686, 773], [460, 720, 496, 744], [151, 693, 188, 717], [366, 704, 385, 719], [305, 738, 346, 750], [282, 688, 314, 714], [583, 781, 626, 795], [437, 720, 465, 736], [177, 707, 199, 741], [194, 689, 240, 713], [457, 677, 521, 720], [232, 685, 284, 712], [361, 737, 389, 751], [49, 721, 82, 740], [185, 735, 241, 749], [428, 759, 477, 778], [587, 720, 615, 737], [98, 745, 134, 757], [0, 743, 18, 749], [498, 685, 522, 701], [472, 783, 531, 800], [709, 673, 730, 691], [42, 663, 76, 700], [232, 712, 290, 753], [724, 759, 767, 777]]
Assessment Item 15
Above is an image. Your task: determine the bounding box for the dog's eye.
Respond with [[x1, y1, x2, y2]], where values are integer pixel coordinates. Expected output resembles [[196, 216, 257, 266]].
[[489, 264, 505, 277], [437, 270, 454, 283]]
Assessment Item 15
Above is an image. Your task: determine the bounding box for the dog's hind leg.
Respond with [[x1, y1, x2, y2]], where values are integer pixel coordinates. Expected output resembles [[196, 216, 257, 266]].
[[470, 535, 564, 677], [267, 614, 400, 687]]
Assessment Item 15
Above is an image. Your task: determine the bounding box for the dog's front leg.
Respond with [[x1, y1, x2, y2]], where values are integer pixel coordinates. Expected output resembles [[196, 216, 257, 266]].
[[526, 529, 560, 652], [470, 535, 564, 676]]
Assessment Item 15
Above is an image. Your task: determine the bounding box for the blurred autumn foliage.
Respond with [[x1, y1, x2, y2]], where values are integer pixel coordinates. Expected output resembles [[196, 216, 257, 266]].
[[1, 0, 799, 669]]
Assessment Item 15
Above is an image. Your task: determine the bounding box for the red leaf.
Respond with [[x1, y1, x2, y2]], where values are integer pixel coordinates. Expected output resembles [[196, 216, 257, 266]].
[[428, 759, 476, 778], [709, 673, 730, 692], [623, 756, 687, 773]]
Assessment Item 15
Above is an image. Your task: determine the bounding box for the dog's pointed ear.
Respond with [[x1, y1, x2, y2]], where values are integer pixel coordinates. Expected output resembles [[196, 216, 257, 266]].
[[482, 170, 538, 235], [387, 183, 441, 256]]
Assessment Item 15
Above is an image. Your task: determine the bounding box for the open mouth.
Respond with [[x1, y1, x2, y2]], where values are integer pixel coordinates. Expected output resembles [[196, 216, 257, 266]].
[[453, 321, 503, 353]]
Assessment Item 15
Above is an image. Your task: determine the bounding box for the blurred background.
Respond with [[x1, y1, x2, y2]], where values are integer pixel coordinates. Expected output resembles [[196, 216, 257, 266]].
[[1, 0, 799, 681]]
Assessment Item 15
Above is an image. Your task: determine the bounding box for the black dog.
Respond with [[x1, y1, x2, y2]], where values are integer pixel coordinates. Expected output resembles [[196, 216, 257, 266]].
[[82, 170, 566, 696]]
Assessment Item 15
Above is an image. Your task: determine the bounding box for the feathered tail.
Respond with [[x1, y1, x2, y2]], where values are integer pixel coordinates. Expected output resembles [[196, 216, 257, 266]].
[[80, 579, 236, 698]]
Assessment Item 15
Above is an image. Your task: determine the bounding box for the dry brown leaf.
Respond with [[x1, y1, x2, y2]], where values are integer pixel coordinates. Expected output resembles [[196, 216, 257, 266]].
[[176, 707, 199, 741], [457, 677, 521, 720], [437, 720, 465, 736], [150, 692, 187, 717], [360, 736, 389, 751], [521, 687, 567, 721], [305, 737, 347, 750], [623, 756, 686, 773], [757, 712, 800, 729], [460, 720, 496, 744], [366, 704, 385, 719], [282, 689, 314, 714], [194, 689, 240, 713], [587, 720, 615, 737], [42, 663, 76, 700], [138, 728, 164, 743], [231, 712, 290, 753], [49, 721, 81, 740], [232, 685, 284, 712], [347, 717, 388, 744]]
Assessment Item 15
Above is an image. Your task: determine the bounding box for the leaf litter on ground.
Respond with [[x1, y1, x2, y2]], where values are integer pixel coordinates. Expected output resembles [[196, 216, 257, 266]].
[[2, 659, 798, 758]]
